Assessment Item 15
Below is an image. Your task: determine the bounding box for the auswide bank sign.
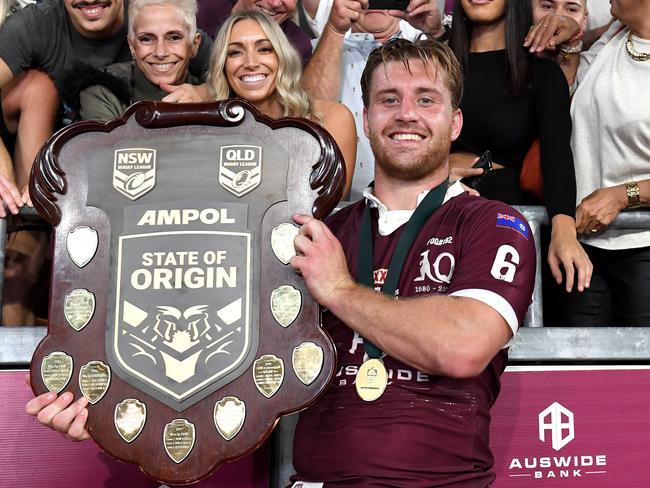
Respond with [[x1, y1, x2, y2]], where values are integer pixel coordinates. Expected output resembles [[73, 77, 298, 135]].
[[491, 367, 650, 486], [506, 401, 607, 481]]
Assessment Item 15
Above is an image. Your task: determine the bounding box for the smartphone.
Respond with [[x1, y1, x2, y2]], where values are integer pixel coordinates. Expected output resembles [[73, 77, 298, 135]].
[[367, 0, 409, 10], [460, 150, 492, 190]]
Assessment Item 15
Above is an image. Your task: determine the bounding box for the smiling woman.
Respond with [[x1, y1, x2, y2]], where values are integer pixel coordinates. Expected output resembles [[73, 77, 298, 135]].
[[208, 10, 357, 197], [448, 0, 592, 297], [77, 0, 202, 121]]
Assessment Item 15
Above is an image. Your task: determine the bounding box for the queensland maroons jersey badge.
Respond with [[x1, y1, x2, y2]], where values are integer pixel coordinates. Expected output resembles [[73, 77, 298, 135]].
[[113, 148, 156, 200], [219, 145, 262, 197]]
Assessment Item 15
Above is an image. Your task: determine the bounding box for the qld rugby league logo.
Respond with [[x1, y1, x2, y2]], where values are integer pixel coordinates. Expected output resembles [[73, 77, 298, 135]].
[[219, 145, 262, 197], [113, 148, 156, 200]]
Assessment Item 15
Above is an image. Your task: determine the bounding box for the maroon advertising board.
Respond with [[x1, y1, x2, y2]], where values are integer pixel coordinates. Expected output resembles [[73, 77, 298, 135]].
[[491, 366, 650, 487], [6, 366, 650, 486], [2, 371, 268, 487]]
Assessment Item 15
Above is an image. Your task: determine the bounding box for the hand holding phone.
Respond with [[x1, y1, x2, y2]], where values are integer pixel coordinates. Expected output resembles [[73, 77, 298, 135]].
[[460, 150, 493, 190], [367, 0, 409, 10]]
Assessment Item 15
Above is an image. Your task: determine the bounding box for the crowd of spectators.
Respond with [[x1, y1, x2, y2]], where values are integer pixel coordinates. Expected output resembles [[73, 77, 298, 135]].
[[0, 0, 648, 329]]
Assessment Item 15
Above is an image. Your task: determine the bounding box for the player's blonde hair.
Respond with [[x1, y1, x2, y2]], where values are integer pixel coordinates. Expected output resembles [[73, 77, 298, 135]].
[[361, 38, 464, 110]]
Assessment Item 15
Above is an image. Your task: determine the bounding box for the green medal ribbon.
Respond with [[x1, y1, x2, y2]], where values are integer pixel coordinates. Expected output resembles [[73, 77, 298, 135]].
[[357, 180, 448, 359]]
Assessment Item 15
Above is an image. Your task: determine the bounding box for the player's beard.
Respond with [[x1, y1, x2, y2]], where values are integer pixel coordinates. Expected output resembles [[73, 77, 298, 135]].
[[368, 124, 452, 182]]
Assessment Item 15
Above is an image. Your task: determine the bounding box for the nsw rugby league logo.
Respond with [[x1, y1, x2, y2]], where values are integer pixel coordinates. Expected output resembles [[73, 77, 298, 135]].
[[113, 148, 156, 200], [219, 145, 262, 197]]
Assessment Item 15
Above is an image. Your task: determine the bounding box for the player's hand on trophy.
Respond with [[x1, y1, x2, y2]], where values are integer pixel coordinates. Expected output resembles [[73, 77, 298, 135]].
[[25, 374, 91, 442], [290, 214, 356, 308]]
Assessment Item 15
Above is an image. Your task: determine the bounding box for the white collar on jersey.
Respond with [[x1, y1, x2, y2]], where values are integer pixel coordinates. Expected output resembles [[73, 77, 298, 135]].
[[363, 181, 465, 236]]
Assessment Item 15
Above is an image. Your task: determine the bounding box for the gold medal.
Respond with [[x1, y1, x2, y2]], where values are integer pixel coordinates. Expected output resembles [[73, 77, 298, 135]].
[[355, 358, 387, 402]]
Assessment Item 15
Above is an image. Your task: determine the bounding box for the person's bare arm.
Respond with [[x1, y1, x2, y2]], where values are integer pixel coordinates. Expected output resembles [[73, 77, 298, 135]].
[[291, 215, 513, 378], [547, 213, 592, 292], [302, 0, 367, 101], [576, 180, 650, 235], [388, 0, 443, 38], [524, 14, 580, 53], [0, 58, 22, 217], [315, 99, 357, 197]]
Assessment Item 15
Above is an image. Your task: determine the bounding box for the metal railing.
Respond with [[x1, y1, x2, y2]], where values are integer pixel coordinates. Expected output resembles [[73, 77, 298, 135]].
[[3, 207, 650, 363], [511, 206, 650, 361]]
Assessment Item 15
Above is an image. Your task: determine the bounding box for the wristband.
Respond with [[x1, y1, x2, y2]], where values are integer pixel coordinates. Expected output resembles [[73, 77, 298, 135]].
[[559, 40, 583, 54], [626, 181, 641, 209]]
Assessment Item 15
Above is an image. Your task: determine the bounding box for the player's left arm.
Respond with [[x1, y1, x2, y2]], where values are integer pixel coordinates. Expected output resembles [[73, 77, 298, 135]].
[[291, 209, 535, 378]]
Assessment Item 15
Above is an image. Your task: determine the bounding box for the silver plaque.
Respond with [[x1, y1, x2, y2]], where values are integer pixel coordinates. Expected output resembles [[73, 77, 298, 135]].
[[67, 226, 98, 268], [164, 419, 195, 464], [79, 360, 111, 404], [114, 399, 146, 443], [270, 285, 301, 328], [292, 342, 324, 386], [253, 354, 284, 398], [214, 396, 246, 441], [271, 223, 299, 265], [41, 351, 73, 393], [64, 288, 95, 331]]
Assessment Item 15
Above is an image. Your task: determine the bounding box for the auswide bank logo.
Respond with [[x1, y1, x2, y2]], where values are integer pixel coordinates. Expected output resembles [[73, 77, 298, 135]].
[[507, 402, 607, 482], [539, 401, 574, 451]]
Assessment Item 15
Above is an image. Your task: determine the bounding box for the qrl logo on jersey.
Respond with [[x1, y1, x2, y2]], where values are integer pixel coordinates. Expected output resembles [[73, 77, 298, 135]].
[[113, 148, 156, 201], [219, 145, 262, 197]]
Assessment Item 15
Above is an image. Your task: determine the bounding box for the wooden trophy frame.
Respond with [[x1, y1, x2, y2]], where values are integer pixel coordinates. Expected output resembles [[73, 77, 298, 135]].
[[29, 99, 343, 484]]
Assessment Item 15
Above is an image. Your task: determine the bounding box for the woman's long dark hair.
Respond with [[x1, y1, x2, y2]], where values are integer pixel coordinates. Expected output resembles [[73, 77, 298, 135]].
[[449, 0, 533, 97]]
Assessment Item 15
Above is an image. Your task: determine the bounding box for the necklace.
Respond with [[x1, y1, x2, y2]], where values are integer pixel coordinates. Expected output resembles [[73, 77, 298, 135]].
[[625, 31, 650, 62]]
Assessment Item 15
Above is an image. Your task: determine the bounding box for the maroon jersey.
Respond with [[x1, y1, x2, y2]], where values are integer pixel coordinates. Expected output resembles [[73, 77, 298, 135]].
[[292, 192, 536, 487]]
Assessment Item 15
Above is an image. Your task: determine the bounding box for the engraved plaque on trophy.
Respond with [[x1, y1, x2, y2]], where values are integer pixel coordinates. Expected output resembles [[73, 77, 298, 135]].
[[164, 419, 196, 464], [292, 342, 324, 386], [41, 351, 73, 393], [29, 100, 343, 484], [214, 396, 245, 441], [79, 360, 111, 404], [114, 398, 147, 443], [64, 288, 95, 331], [270, 285, 302, 327], [253, 354, 285, 398]]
